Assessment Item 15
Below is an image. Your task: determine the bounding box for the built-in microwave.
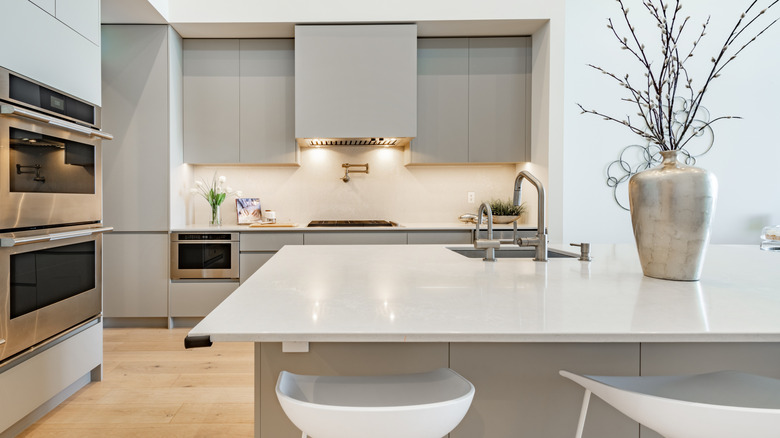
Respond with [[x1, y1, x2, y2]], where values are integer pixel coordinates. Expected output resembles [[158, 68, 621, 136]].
[[170, 232, 240, 279]]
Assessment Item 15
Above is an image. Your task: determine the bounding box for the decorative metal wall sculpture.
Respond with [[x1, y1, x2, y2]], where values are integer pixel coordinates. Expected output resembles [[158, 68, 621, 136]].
[[606, 98, 715, 210]]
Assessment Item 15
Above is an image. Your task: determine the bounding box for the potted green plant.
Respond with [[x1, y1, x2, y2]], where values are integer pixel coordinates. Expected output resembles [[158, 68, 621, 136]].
[[487, 198, 527, 224]]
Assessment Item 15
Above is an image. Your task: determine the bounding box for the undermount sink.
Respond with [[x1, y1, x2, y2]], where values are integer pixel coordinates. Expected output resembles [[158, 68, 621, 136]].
[[447, 247, 576, 259]]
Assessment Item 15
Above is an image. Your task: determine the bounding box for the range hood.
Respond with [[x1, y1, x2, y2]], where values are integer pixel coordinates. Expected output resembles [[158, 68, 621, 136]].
[[294, 24, 417, 147]]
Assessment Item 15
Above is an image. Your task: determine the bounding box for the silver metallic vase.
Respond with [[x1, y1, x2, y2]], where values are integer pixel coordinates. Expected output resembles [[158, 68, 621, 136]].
[[628, 150, 718, 281]]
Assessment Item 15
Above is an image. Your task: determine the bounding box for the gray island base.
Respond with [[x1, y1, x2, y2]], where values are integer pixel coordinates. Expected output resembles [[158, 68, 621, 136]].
[[190, 244, 780, 437]]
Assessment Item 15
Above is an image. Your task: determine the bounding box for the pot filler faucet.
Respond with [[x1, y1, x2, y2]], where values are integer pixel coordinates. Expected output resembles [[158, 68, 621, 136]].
[[473, 170, 548, 262]]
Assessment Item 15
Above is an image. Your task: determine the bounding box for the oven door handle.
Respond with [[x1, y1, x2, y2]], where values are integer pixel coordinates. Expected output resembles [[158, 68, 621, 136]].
[[0, 103, 113, 140], [1, 227, 113, 247], [49, 227, 114, 241]]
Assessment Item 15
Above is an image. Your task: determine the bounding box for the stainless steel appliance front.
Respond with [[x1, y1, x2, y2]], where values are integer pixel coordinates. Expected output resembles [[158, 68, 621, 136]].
[[0, 67, 109, 231], [0, 226, 109, 363], [171, 232, 240, 279]]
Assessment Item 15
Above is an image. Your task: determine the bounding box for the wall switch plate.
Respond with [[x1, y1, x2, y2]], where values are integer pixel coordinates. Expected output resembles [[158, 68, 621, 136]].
[[467, 192, 475, 204]]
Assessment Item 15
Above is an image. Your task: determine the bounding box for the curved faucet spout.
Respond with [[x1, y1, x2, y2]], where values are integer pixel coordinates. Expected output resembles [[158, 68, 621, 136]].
[[474, 202, 499, 261], [513, 170, 548, 261]]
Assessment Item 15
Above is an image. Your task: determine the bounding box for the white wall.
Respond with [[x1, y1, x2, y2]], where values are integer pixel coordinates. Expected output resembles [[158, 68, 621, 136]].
[[563, 0, 780, 244], [188, 149, 522, 226]]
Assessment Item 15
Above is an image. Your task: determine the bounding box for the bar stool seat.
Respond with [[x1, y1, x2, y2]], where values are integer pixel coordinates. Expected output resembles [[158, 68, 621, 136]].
[[276, 368, 475, 438], [560, 369, 780, 438]]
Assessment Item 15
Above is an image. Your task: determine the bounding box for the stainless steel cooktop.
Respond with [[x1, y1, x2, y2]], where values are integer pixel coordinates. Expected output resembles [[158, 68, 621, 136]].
[[307, 220, 399, 227]]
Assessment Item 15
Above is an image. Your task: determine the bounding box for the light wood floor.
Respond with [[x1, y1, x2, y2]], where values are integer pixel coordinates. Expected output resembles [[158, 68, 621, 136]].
[[19, 328, 254, 438]]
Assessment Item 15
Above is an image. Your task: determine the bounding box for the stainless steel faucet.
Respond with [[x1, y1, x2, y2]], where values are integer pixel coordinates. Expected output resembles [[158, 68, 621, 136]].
[[513, 170, 548, 261], [474, 202, 500, 261]]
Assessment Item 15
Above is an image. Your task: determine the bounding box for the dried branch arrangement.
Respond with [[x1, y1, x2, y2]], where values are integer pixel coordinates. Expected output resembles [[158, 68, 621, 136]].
[[579, 0, 779, 151]]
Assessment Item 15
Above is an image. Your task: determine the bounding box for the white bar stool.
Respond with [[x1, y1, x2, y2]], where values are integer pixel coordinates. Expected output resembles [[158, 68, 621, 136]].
[[560, 369, 780, 438], [276, 367, 475, 438]]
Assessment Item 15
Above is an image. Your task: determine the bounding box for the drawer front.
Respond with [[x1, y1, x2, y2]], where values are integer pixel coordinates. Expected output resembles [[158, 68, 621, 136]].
[[303, 232, 407, 245], [169, 280, 239, 317], [240, 232, 304, 251], [407, 231, 472, 244]]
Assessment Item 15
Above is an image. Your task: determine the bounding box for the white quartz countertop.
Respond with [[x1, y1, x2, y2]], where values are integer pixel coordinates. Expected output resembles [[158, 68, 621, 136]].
[[189, 244, 780, 343], [172, 222, 533, 232]]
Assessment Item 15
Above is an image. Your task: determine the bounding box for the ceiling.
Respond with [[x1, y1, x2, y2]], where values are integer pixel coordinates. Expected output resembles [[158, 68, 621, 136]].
[[100, 0, 547, 38]]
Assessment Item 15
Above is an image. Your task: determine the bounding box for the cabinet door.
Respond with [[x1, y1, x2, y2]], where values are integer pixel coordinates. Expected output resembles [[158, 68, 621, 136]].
[[0, 0, 100, 105], [103, 233, 169, 318], [240, 252, 275, 284], [183, 39, 240, 163], [239, 39, 297, 164], [412, 38, 469, 164], [169, 280, 239, 317], [55, 0, 100, 44], [304, 232, 407, 245], [468, 37, 531, 163], [407, 231, 472, 244], [101, 25, 169, 231]]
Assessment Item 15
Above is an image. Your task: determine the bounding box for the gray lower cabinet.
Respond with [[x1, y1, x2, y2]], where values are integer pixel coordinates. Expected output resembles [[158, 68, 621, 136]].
[[240, 252, 275, 284], [303, 232, 408, 245], [169, 280, 239, 317], [638, 343, 780, 438], [240, 232, 304, 283], [450, 343, 639, 438], [103, 233, 169, 318], [183, 38, 297, 164], [257, 343, 449, 438], [407, 230, 472, 244], [409, 37, 531, 164]]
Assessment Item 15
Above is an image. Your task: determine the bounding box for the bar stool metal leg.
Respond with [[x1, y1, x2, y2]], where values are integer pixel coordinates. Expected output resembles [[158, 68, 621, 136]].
[[575, 389, 592, 438]]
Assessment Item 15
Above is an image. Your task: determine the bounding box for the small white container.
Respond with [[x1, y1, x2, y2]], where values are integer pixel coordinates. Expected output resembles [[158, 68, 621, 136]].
[[264, 210, 277, 224], [760, 225, 780, 251]]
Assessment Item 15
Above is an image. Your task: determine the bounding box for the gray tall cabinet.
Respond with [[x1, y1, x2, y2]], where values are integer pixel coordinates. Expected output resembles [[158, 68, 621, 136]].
[[101, 25, 182, 324], [183, 39, 297, 165], [410, 37, 531, 164]]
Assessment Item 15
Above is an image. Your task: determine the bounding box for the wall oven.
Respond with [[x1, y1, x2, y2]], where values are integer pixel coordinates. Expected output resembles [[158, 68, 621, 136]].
[[171, 232, 239, 279], [0, 226, 109, 362], [0, 66, 111, 232], [0, 66, 112, 365]]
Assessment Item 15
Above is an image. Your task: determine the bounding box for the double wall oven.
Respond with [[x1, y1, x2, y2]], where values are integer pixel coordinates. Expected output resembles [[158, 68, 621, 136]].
[[0, 67, 112, 364]]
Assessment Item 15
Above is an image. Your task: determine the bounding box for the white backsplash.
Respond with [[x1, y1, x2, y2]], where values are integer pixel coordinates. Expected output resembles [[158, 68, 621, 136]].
[[182, 146, 523, 226]]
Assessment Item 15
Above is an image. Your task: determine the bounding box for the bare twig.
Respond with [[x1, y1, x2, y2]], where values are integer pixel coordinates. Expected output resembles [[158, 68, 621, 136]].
[[580, 0, 779, 151]]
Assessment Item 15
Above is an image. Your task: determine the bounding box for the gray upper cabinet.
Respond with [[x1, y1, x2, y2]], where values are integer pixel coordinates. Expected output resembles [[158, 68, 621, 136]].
[[239, 39, 297, 164], [183, 39, 241, 163], [102, 25, 170, 231], [183, 38, 297, 165], [468, 37, 531, 163], [412, 38, 469, 164], [409, 37, 531, 164]]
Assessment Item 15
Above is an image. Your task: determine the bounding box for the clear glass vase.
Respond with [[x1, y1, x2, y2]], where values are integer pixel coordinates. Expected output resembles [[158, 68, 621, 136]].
[[209, 203, 222, 226]]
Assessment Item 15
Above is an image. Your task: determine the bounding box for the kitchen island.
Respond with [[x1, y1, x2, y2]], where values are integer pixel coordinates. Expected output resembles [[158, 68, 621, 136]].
[[190, 244, 780, 438]]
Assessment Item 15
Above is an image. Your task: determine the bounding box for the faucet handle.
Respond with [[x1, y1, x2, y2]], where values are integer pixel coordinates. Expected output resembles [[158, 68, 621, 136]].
[[475, 239, 501, 250], [570, 243, 592, 261]]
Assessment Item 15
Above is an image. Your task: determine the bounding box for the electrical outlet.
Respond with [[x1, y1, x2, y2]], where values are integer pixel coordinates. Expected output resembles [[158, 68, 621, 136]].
[[467, 192, 475, 204]]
